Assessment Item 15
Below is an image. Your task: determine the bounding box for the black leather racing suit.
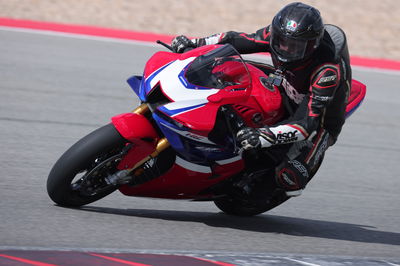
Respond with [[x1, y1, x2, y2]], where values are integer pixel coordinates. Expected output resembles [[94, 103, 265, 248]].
[[192, 24, 352, 194]]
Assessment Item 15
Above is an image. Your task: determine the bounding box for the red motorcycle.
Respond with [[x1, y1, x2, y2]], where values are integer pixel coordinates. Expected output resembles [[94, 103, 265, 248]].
[[47, 43, 366, 216]]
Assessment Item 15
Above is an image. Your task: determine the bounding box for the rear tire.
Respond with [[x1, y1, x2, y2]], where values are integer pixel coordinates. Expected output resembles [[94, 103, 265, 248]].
[[47, 124, 127, 207]]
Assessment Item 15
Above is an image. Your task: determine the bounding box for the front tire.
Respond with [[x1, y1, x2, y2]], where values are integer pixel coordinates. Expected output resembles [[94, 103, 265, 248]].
[[47, 124, 127, 207]]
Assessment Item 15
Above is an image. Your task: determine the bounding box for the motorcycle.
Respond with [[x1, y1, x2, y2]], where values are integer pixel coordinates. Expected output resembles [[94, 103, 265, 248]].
[[47, 43, 366, 216]]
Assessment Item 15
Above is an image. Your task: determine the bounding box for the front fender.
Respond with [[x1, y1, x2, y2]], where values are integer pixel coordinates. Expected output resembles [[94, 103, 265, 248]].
[[111, 113, 158, 142]]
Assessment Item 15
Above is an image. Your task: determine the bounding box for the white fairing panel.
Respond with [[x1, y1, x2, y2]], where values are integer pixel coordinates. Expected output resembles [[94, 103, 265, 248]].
[[148, 57, 219, 102]]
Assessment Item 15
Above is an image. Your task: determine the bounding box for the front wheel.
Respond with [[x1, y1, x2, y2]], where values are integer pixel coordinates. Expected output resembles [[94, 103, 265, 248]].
[[47, 124, 128, 207]]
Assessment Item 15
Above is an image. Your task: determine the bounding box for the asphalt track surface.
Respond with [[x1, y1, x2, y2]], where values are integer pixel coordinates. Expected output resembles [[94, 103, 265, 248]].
[[0, 28, 399, 265]]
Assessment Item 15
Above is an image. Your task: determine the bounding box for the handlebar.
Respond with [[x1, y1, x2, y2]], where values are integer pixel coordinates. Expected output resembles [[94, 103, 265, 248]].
[[156, 40, 194, 53], [156, 40, 173, 51]]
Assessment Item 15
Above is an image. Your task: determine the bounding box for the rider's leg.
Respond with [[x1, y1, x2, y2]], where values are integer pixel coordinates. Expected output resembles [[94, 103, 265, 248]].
[[275, 128, 333, 197]]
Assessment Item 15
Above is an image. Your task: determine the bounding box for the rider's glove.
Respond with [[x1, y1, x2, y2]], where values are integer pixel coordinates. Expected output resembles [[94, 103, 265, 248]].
[[237, 127, 276, 151], [171, 35, 196, 53]]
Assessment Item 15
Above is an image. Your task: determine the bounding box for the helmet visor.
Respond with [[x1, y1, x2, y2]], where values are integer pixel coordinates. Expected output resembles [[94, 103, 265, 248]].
[[271, 33, 312, 62]]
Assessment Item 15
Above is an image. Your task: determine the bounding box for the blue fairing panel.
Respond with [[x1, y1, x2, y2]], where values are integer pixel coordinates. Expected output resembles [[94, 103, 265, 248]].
[[152, 112, 185, 151], [127, 75, 145, 101], [152, 111, 237, 163]]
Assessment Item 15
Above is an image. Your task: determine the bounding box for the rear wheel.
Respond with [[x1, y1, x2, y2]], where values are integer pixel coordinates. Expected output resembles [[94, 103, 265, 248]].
[[47, 124, 128, 207], [214, 155, 324, 216], [214, 169, 289, 216]]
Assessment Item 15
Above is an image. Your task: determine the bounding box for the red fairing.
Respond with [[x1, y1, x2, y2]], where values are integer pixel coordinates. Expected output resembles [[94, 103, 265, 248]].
[[143, 45, 221, 78], [119, 158, 244, 199], [169, 104, 221, 132], [245, 64, 285, 125], [112, 113, 160, 170], [175, 62, 284, 131], [347, 79, 367, 114], [117, 139, 156, 170], [208, 63, 284, 127], [111, 113, 158, 142], [143, 51, 179, 78]]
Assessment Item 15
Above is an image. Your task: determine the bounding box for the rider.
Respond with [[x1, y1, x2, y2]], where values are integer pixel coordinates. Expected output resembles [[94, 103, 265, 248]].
[[171, 2, 352, 197]]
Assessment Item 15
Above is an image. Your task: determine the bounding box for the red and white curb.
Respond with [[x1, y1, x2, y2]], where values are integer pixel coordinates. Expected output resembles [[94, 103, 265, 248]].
[[1, 17, 400, 72], [0, 250, 234, 266]]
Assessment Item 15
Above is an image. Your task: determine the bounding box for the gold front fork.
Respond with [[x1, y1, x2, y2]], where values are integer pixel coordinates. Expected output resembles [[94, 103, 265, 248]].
[[127, 103, 170, 173], [132, 103, 150, 114], [128, 138, 170, 173]]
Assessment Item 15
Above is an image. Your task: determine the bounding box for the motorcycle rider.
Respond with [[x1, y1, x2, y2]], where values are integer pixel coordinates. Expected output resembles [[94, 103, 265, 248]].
[[171, 2, 352, 197]]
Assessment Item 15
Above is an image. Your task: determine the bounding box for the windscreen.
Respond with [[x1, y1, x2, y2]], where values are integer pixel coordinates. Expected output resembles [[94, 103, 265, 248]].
[[185, 45, 251, 90]]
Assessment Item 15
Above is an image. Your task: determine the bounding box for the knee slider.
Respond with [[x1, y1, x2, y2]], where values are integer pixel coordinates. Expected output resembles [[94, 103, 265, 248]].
[[276, 159, 309, 191]]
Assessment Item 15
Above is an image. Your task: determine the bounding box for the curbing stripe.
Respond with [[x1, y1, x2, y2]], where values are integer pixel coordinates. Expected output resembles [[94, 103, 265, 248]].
[[0, 17, 399, 71], [0, 254, 57, 266]]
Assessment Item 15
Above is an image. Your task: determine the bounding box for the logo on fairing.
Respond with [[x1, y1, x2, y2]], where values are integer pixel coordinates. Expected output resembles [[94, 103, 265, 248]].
[[194, 146, 222, 152], [185, 132, 203, 140], [160, 122, 215, 145], [277, 130, 298, 144]]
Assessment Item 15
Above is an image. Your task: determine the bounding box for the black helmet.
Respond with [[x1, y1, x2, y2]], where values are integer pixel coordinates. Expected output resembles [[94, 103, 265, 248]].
[[270, 2, 324, 63]]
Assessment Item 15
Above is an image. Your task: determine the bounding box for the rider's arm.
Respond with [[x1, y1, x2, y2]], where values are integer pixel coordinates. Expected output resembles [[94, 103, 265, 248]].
[[264, 64, 341, 146], [192, 26, 271, 54]]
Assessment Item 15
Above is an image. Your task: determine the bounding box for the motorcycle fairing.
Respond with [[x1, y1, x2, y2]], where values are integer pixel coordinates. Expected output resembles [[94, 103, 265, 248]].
[[119, 154, 244, 199], [122, 45, 331, 199], [111, 113, 159, 170], [141, 56, 225, 131], [152, 110, 237, 164], [145, 57, 220, 98], [111, 113, 158, 142], [124, 45, 285, 164], [346, 79, 366, 118], [127, 75, 142, 99], [158, 101, 207, 120]]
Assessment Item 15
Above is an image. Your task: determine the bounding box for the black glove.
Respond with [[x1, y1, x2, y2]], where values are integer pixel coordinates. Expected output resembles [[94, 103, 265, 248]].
[[171, 35, 196, 53], [237, 127, 276, 151]]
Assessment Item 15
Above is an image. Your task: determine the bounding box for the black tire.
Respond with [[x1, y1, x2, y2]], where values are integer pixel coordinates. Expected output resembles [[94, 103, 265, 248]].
[[214, 192, 289, 216], [47, 124, 127, 207], [214, 150, 325, 216]]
